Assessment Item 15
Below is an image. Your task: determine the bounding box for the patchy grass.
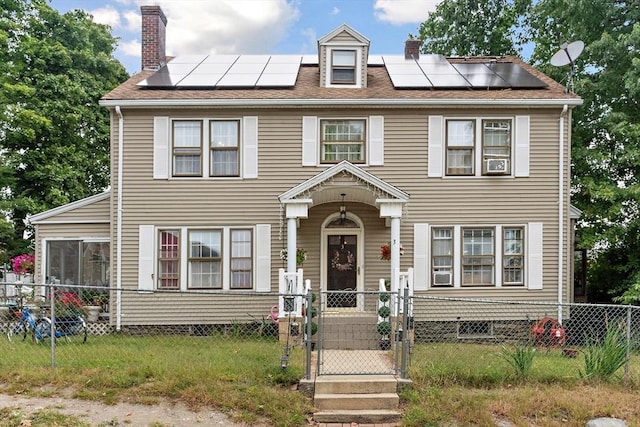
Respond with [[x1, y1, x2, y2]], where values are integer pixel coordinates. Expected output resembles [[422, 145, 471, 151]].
[[1, 337, 640, 426]]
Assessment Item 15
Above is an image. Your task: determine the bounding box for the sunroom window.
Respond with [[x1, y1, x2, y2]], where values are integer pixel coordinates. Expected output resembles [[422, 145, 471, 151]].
[[46, 241, 110, 288]]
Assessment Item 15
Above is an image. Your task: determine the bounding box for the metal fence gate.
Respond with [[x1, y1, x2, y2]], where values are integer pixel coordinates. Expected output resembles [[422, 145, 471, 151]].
[[311, 288, 412, 377]]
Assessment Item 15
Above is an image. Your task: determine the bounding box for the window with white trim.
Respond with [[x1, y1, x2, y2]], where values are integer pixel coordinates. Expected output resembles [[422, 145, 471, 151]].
[[158, 230, 180, 289], [331, 50, 356, 84], [230, 229, 252, 289], [321, 119, 366, 163], [188, 230, 222, 289], [462, 228, 495, 286], [444, 118, 513, 177], [431, 227, 453, 286], [156, 227, 253, 290], [210, 120, 239, 177], [503, 227, 524, 285], [172, 121, 202, 176]]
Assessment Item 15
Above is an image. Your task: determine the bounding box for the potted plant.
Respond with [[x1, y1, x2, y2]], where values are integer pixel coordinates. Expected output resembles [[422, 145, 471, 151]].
[[377, 290, 392, 350]]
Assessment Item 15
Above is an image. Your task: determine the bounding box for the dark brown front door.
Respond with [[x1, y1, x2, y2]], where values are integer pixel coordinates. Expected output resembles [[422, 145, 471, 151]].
[[327, 234, 357, 308]]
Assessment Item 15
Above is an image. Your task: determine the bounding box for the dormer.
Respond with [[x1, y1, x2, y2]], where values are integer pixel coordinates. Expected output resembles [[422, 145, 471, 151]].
[[317, 24, 370, 89]]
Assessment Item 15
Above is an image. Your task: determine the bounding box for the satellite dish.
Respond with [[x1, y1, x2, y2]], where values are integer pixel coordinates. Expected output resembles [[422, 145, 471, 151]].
[[550, 40, 584, 93], [550, 41, 584, 67]]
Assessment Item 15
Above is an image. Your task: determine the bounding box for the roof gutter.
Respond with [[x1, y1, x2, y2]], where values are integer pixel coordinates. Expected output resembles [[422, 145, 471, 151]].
[[115, 105, 124, 331], [100, 97, 583, 109]]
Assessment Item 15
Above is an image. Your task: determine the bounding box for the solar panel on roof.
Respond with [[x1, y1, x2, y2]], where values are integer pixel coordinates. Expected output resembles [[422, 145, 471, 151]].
[[487, 63, 547, 88], [417, 60, 469, 88], [451, 63, 510, 88], [168, 55, 208, 64]]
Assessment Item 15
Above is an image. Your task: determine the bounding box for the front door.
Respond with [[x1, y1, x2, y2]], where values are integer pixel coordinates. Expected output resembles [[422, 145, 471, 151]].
[[326, 234, 357, 308]]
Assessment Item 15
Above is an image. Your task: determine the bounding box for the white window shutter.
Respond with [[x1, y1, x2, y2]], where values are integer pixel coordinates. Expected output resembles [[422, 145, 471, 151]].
[[138, 225, 155, 291], [428, 116, 444, 177], [413, 224, 429, 291], [302, 116, 318, 166], [255, 224, 271, 292], [242, 116, 258, 178], [369, 116, 384, 166], [527, 222, 543, 290], [515, 115, 530, 177], [153, 117, 169, 179]]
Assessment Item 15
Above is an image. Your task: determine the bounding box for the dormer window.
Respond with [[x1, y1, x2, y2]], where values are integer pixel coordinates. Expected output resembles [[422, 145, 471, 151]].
[[331, 50, 356, 84]]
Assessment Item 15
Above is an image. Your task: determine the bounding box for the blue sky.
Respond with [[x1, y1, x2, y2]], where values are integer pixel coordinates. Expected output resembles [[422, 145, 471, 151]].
[[49, 0, 442, 75]]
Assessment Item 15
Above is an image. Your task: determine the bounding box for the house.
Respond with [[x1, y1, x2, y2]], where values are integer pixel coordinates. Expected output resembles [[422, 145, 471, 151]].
[[30, 6, 582, 333]]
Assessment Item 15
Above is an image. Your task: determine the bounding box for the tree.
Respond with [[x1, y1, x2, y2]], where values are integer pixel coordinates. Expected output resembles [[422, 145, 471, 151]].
[[416, 0, 531, 57], [0, 0, 128, 264]]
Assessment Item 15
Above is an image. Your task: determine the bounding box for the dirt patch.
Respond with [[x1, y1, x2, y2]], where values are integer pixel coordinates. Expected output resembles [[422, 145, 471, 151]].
[[0, 393, 248, 426]]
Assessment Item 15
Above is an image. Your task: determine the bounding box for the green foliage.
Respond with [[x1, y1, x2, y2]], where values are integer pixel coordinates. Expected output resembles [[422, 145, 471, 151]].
[[377, 320, 392, 336], [416, 0, 530, 56], [500, 342, 536, 379], [378, 305, 391, 319], [0, 0, 129, 256], [379, 292, 390, 303], [580, 324, 629, 381]]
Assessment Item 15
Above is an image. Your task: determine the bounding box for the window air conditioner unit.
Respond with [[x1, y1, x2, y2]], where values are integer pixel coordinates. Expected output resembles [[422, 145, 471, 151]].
[[486, 158, 509, 174], [433, 271, 452, 286]]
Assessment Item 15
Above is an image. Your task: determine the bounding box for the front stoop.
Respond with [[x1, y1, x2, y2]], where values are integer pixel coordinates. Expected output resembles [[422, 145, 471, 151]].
[[313, 375, 402, 424]]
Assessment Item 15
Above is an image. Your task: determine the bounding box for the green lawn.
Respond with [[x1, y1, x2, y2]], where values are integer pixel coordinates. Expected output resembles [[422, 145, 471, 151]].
[[1, 336, 639, 426]]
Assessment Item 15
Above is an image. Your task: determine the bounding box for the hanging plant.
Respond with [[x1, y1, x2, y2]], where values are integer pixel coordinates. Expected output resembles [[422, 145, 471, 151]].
[[280, 248, 307, 266], [379, 242, 404, 261]]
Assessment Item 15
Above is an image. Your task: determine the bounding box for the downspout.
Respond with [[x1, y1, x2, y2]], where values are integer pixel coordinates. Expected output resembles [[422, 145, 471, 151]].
[[558, 104, 568, 323], [115, 106, 124, 331]]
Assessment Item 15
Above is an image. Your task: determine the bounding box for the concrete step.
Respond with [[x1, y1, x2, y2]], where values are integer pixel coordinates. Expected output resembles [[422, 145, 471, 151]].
[[313, 409, 402, 424], [315, 375, 397, 394], [314, 392, 399, 411]]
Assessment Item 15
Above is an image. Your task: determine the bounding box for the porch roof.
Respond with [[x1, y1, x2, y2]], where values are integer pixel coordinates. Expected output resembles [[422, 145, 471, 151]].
[[278, 161, 409, 208]]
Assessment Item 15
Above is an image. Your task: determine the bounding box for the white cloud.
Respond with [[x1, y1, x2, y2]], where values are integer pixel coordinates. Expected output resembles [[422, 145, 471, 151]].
[[331, 6, 340, 16], [89, 5, 121, 28], [122, 10, 141, 33], [373, 0, 441, 25], [298, 27, 317, 54], [118, 39, 141, 57], [137, 0, 300, 55]]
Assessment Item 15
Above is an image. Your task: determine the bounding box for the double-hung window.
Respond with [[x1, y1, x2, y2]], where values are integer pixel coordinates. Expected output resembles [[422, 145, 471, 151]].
[[462, 228, 495, 286], [210, 120, 239, 177], [172, 121, 202, 176], [482, 120, 511, 174], [503, 227, 524, 285], [431, 228, 453, 286], [446, 120, 475, 175], [230, 229, 252, 289], [321, 119, 365, 163], [158, 230, 180, 289], [188, 230, 222, 289], [444, 118, 513, 176], [331, 50, 356, 84]]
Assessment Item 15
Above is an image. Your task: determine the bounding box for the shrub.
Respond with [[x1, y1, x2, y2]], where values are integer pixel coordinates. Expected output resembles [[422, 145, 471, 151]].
[[580, 324, 628, 381], [500, 342, 536, 379]]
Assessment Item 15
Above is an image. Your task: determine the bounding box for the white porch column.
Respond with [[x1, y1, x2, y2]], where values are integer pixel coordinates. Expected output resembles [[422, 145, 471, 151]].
[[377, 199, 406, 295], [283, 199, 312, 276]]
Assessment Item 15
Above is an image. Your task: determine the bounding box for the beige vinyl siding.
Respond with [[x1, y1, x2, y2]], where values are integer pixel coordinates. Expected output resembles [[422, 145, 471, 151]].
[[111, 106, 570, 324]]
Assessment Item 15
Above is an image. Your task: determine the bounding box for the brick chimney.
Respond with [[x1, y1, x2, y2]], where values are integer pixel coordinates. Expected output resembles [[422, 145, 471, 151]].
[[141, 5, 167, 71], [404, 39, 420, 60]]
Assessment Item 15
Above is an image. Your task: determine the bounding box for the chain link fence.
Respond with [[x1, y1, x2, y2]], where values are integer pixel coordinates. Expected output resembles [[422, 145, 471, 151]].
[[2, 282, 639, 383], [412, 295, 640, 382]]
